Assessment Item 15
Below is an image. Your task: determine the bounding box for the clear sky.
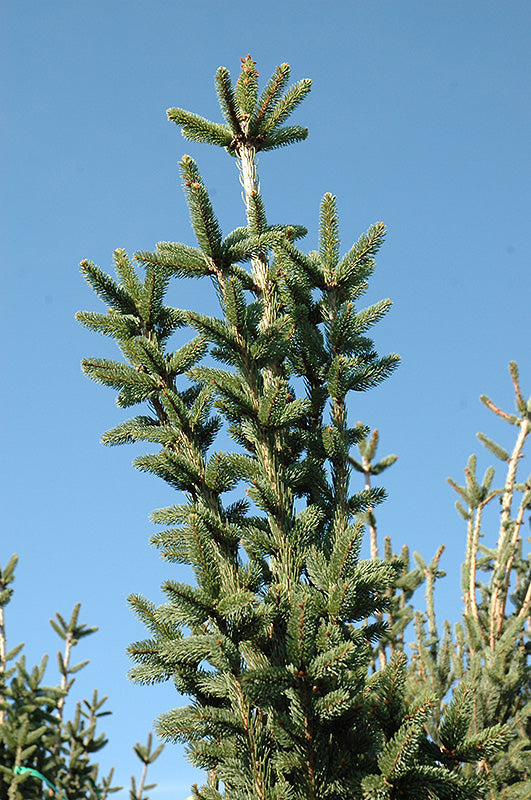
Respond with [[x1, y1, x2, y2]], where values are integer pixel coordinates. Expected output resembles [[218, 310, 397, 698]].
[[1, 1, 530, 796]]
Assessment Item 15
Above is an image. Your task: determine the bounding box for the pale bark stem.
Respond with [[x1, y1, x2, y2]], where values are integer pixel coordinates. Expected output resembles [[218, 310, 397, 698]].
[[425, 545, 444, 659], [517, 579, 531, 624], [490, 418, 529, 647], [137, 760, 149, 800], [364, 461, 387, 668], [499, 420, 528, 532], [237, 143, 275, 330], [497, 498, 528, 636], [57, 631, 73, 719], [363, 460, 378, 561], [468, 505, 482, 625], [463, 514, 474, 618]]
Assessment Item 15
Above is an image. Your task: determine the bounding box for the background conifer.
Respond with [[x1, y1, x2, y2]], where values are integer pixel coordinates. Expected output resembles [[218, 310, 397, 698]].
[[0, 557, 163, 800], [358, 363, 531, 799]]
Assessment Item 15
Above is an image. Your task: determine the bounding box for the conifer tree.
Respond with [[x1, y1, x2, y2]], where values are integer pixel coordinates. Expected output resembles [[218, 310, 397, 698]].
[[77, 56, 510, 799], [359, 365, 531, 799], [0, 556, 163, 800], [411, 364, 531, 798]]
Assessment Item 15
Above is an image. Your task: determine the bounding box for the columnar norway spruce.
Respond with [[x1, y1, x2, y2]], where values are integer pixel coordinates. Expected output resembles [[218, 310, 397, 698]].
[[77, 57, 529, 800]]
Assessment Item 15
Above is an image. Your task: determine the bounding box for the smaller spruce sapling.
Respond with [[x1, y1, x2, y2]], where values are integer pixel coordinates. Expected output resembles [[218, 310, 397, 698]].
[[0, 555, 163, 800], [363, 364, 531, 797]]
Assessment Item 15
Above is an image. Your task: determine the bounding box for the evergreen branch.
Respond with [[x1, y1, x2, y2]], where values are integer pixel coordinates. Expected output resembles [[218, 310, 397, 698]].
[[439, 684, 474, 751], [81, 358, 160, 400], [214, 66, 242, 134], [260, 78, 312, 135], [223, 231, 281, 266], [261, 125, 310, 151], [477, 432, 510, 462], [125, 335, 168, 375], [334, 223, 386, 286], [480, 393, 519, 424], [75, 310, 142, 341], [189, 366, 257, 417], [447, 477, 472, 505], [249, 317, 292, 368], [100, 416, 160, 446], [186, 311, 242, 354], [275, 237, 326, 288], [246, 192, 267, 236], [346, 353, 401, 394], [221, 276, 247, 330], [79, 260, 138, 315], [371, 455, 398, 476], [377, 712, 426, 780], [180, 156, 223, 260], [319, 193, 340, 271], [509, 360, 527, 415], [465, 504, 483, 625], [354, 299, 393, 335], [136, 242, 211, 278], [113, 248, 143, 301], [221, 226, 249, 250], [138, 264, 170, 325], [235, 55, 259, 118], [251, 62, 291, 134], [168, 336, 208, 376], [167, 108, 233, 148]]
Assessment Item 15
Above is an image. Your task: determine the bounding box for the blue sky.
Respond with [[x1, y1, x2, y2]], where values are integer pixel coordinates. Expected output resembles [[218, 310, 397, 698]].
[[1, 1, 530, 796]]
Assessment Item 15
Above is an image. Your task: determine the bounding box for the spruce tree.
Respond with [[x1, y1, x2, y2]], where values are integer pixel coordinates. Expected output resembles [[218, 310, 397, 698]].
[[77, 56, 509, 799], [0, 556, 163, 800], [357, 365, 531, 799]]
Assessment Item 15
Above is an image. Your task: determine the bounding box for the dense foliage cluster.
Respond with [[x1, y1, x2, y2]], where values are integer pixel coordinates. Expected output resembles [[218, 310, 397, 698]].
[[0, 558, 163, 800]]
